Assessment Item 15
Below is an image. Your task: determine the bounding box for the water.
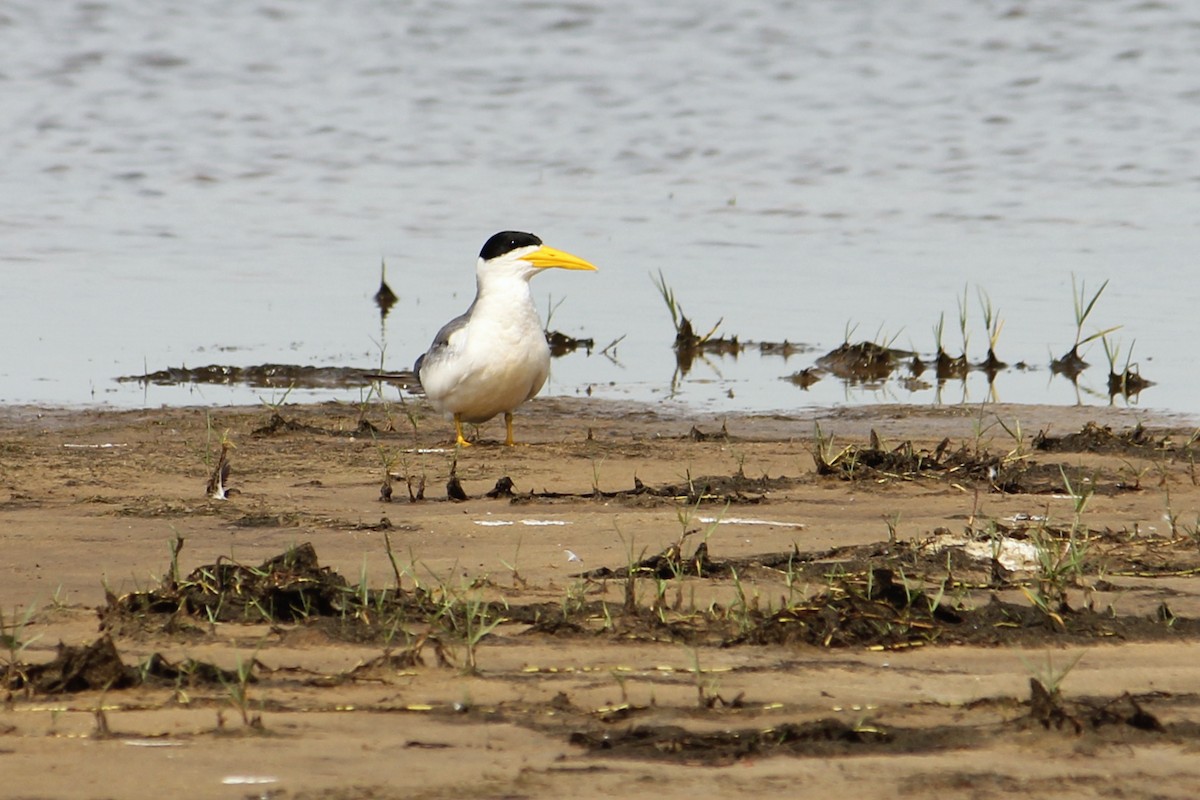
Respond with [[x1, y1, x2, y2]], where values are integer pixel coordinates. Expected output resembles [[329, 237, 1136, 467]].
[[3, 1, 1198, 417]]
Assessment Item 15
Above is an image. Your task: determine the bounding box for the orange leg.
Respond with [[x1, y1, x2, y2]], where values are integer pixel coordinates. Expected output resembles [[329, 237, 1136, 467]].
[[454, 414, 472, 447]]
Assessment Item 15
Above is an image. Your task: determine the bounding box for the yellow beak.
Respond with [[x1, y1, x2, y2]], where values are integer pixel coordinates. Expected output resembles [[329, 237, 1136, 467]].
[[524, 245, 598, 272]]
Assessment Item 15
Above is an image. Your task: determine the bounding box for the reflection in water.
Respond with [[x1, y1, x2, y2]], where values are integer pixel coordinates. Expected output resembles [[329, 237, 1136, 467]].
[[117, 339, 1153, 409], [374, 261, 398, 320], [778, 338, 1151, 408], [1108, 365, 1153, 401], [1050, 347, 1089, 382], [655, 269, 741, 382], [546, 331, 594, 358], [118, 364, 379, 390], [113, 260, 1157, 409], [373, 261, 400, 378]]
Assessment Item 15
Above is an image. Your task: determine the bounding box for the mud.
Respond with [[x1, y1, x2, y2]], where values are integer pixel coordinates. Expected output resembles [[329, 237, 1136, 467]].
[[3, 398, 1200, 798], [114, 326, 1155, 411]]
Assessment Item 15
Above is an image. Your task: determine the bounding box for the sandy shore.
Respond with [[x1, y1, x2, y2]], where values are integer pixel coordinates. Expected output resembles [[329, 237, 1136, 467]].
[[3, 397, 1200, 799]]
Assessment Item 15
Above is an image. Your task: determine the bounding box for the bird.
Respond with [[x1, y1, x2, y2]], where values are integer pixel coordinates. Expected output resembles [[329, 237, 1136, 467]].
[[415, 231, 597, 447]]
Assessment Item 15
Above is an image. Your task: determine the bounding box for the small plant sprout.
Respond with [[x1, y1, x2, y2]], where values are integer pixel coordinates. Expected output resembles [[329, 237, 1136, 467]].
[[1052, 275, 1120, 377], [653, 270, 685, 340], [933, 310, 967, 381], [811, 421, 853, 474], [374, 437, 398, 503], [393, 383, 422, 444], [996, 416, 1026, 461], [1062, 466, 1094, 520], [842, 320, 859, 345], [598, 333, 626, 363], [49, 584, 69, 611], [969, 403, 998, 455], [883, 512, 902, 545], [978, 287, 1006, 372], [781, 547, 807, 608], [544, 293, 567, 331], [1019, 649, 1085, 697], [92, 692, 113, 738], [651, 270, 727, 351], [222, 646, 265, 730], [257, 382, 297, 417], [459, 591, 503, 675], [726, 567, 756, 635], [590, 456, 607, 498], [204, 427, 235, 500], [687, 647, 721, 708], [382, 530, 405, 592], [1101, 334, 1152, 399], [1026, 467, 1095, 617], [957, 285, 971, 363], [562, 579, 589, 619], [615, 524, 646, 613], [1, 603, 40, 685], [878, 324, 904, 351], [500, 538, 526, 589], [610, 669, 630, 704]]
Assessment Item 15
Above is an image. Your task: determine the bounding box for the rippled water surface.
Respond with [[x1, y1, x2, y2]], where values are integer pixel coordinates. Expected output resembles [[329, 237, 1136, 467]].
[[4, 1, 1199, 416]]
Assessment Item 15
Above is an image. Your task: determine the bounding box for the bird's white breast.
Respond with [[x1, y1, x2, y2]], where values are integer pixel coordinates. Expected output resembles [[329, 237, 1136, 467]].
[[420, 276, 550, 424]]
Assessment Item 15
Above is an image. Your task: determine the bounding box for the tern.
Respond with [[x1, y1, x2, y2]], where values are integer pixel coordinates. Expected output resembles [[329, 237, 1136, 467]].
[[415, 231, 597, 447]]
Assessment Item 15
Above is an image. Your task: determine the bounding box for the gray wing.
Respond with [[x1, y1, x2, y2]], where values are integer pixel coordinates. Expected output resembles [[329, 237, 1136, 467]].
[[414, 303, 474, 378]]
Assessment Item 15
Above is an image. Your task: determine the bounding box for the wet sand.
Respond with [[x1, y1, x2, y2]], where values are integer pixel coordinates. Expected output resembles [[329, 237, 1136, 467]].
[[3, 397, 1200, 799]]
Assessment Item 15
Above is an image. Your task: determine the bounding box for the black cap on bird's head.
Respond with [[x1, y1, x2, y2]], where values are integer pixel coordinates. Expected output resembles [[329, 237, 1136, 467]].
[[476, 231, 598, 274], [480, 231, 543, 261]]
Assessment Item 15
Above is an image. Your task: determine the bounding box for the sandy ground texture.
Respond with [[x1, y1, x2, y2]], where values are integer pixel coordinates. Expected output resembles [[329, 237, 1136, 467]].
[[3, 396, 1200, 799]]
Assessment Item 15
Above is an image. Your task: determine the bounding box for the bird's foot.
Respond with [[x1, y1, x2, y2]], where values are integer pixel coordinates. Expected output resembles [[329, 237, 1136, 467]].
[[454, 415, 473, 448]]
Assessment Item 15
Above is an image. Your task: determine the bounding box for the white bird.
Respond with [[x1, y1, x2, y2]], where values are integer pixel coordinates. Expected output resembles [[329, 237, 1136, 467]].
[[415, 231, 597, 447]]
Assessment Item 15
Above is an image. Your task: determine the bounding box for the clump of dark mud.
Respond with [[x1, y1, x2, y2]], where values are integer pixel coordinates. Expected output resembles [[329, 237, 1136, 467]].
[[577, 540, 723, 582], [728, 567, 963, 649], [567, 532, 1200, 650], [934, 347, 970, 382], [567, 717, 954, 765], [1027, 679, 1164, 735], [566, 686, 1186, 766], [813, 429, 1141, 495], [102, 542, 356, 626], [785, 367, 823, 388], [1051, 345, 1089, 381], [4, 634, 247, 695], [816, 341, 911, 385], [508, 468, 797, 506], [1108, 367, 1153, 399], [98, 542, 454, 644], [1033, 422, 1169, 455], [653, 271, 742, 376], [673, 322, 741, 375], [94, 533, 1200, 663], [814, 430, 1000, 483], [757, 340, 816, 359], [5, 636, 138, 694], [546, 330, 594, 357], [118, 364, 379, 391]]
